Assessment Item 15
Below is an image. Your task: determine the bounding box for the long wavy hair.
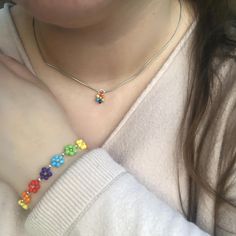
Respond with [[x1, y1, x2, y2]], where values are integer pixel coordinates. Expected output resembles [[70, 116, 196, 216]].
[[178, 0, 236, 234]]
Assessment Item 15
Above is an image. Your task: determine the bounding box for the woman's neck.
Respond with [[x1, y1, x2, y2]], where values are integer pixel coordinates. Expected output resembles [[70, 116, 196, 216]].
[[32, 0, 192, 86]]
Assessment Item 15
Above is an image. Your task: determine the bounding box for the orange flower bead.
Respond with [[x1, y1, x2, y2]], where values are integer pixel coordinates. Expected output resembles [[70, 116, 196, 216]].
[[22, 191, 31, 204]]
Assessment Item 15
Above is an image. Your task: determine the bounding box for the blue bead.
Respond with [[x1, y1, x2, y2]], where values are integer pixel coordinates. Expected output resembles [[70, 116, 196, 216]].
[[51, 154, 65, 168], [96, 97, 103, 103]]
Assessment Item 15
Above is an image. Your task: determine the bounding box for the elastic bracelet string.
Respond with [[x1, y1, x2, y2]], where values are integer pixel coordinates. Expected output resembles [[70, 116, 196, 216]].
[[18, 139, 88, 210]]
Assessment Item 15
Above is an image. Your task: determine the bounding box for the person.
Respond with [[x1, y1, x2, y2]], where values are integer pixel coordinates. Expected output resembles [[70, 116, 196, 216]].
[[0, 0, 235, 235]]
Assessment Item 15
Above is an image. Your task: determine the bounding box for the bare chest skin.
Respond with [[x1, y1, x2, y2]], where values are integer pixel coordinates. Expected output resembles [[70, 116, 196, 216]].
[[41, 75, 151, 149], [63, 91, 138, 149]]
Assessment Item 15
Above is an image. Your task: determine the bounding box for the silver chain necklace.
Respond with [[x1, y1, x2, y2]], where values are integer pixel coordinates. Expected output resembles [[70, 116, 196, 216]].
[[32, 0, 182, 104]]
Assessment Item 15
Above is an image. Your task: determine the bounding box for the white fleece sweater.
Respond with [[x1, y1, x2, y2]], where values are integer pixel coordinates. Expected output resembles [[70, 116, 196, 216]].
[[0, 3, 236, 236]]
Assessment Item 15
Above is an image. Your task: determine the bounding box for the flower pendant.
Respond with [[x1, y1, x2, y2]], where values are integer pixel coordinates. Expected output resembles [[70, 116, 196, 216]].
[[96, 89, 105, 104]]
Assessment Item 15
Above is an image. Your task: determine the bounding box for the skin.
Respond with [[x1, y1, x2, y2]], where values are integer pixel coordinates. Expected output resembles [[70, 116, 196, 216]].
[[14, 0, 179, 82], [0, 0, 193, 211], [0, 54, 87, 209]]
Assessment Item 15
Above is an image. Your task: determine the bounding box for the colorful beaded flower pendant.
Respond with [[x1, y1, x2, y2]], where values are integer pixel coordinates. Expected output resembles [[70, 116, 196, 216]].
[[96, 89, 105, 104]]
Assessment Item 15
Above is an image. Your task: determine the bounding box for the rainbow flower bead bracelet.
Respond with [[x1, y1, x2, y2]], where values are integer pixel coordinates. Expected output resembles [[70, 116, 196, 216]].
[[18, 139, 88, 210]]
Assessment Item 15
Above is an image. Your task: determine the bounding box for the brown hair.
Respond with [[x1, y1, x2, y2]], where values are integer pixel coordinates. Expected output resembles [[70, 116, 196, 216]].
[[178, 0, 236, 234]]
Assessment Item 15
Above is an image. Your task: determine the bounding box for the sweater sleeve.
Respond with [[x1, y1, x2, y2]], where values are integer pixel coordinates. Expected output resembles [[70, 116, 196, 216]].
[[24, 148, 210, 236]]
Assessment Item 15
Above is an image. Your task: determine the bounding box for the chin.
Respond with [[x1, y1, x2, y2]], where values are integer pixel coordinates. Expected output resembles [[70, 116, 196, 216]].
[[15, 0, 116, 28]]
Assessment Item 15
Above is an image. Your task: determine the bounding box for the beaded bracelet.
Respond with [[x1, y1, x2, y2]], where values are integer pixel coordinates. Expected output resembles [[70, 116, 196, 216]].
[[18, 139, 88, 210]]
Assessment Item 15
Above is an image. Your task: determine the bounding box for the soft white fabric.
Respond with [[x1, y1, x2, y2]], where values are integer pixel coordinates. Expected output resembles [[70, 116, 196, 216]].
[[25, 149, 209, 236], [0, 2, 236, 236]]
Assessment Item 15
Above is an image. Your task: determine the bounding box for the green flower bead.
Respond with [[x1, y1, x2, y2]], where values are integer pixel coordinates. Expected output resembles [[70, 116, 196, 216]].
[[64, 144, 78, 156]]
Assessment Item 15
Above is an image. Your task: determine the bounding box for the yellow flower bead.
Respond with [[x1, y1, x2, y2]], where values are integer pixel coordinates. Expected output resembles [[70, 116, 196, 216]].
[[76, 139, 87, 150], [18, 199, 29, 210], [22, 204, 29, 210], [18, 199, 24, 206]]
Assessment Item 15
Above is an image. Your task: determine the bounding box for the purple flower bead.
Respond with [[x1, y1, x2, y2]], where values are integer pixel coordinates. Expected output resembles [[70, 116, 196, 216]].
[[40, 167, 53, 180]]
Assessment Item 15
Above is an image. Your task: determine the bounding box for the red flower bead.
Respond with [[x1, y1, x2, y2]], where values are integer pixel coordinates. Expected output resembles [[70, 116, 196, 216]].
[[28, 179, 41, 193]]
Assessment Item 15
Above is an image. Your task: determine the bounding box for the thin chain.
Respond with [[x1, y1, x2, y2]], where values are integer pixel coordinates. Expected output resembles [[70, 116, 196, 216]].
[[32, 0, 182, 94]]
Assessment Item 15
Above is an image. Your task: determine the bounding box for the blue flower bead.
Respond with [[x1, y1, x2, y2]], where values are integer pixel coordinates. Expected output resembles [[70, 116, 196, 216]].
[[40, 167, 53, 180], [50, 154, 65, 168]]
